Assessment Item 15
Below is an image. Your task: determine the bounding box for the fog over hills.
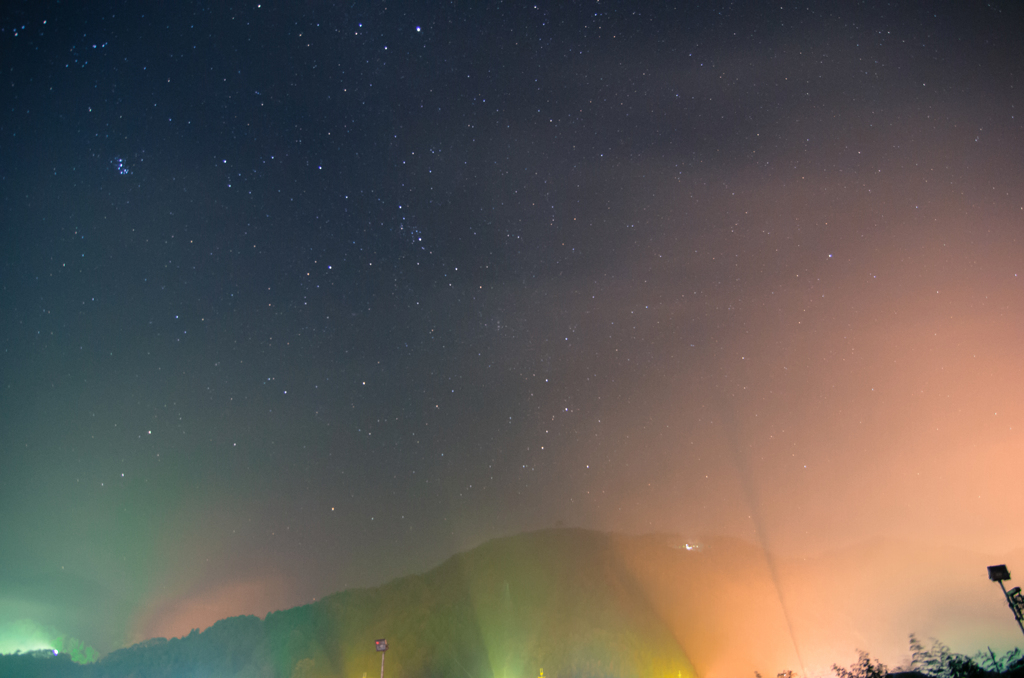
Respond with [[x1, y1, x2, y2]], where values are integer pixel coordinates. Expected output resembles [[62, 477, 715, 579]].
[[2, 529, 1021, 678]]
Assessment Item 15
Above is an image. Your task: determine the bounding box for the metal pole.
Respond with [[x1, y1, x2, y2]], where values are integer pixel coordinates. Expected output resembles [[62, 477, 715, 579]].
[[998, 580, 1024, 638]]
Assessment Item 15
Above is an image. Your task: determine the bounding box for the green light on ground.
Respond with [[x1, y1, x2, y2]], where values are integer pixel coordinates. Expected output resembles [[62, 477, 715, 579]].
[[0, 620, 98, 663]]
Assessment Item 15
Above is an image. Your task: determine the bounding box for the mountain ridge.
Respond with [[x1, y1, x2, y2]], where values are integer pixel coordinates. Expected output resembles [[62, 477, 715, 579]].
[[3, 528, 1022, 678]]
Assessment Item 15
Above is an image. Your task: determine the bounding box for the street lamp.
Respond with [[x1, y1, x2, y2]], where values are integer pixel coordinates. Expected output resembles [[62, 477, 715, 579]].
[[988, 565, 1024, 637], [375, 639, 388, 678]]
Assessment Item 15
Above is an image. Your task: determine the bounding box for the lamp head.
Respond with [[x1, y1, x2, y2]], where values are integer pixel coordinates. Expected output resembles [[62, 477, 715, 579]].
[[989, 565, 1011, 582]]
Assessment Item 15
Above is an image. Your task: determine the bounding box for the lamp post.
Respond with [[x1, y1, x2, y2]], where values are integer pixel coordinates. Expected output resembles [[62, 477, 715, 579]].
[[988, 565, 1024, 638], [375, 639, 388, 678]]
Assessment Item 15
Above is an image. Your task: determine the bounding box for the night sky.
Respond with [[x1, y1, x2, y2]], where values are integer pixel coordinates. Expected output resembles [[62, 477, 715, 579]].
[[3, 0, 1024, 668]]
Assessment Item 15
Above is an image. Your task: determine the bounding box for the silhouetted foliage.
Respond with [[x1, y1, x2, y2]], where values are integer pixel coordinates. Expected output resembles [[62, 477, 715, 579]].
[[832, 649, 888, 678], [976, 646, 1024, 675], [910, 634, 986, 678], [0, 650, 83, 678]]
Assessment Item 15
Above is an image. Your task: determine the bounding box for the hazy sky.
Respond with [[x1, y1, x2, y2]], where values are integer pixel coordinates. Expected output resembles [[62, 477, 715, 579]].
[[2, 0, 1023, 664]]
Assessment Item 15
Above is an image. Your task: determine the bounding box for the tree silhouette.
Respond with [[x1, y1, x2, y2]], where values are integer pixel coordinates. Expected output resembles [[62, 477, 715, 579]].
[[832, 650, 887, 678]]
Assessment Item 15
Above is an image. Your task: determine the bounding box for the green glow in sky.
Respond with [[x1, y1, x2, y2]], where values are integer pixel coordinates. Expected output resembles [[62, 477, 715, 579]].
[[0, 619, 98, 664], [0, 619, 54, 655]]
